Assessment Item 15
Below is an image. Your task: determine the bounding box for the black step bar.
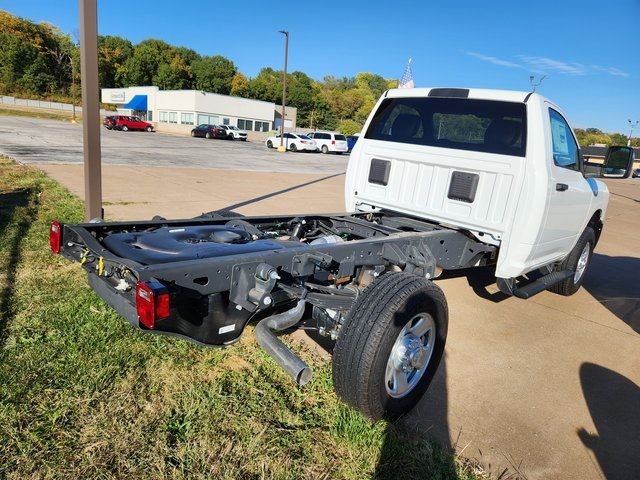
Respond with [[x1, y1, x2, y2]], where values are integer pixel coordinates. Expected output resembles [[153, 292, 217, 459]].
[[497, 270, 573, 299]]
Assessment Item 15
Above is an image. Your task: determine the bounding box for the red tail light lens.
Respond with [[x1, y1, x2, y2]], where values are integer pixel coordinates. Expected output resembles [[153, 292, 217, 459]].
[[50, 220, 62, 253], [331, 140, 336, 145], [136, 280, 170, 329]]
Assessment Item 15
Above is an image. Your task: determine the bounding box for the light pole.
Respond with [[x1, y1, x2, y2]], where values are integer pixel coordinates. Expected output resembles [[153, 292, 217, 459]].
[[277, 30, 289, 152], [628, 119, 639, 147]]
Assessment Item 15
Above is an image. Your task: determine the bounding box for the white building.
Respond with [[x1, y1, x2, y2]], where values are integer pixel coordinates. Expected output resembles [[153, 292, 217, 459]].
[[100, 86, 297, 138]]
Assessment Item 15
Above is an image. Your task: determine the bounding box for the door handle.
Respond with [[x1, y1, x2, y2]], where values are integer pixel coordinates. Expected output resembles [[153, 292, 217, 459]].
[[556, 183, 569, 191]]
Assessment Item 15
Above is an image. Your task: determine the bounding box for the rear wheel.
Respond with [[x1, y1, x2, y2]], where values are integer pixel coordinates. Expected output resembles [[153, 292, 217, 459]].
[[191, 130, 196, 137], [146, 126, 153, 132], [549, 227, 595, 296], [332, 272, 448, 421], [321, 145, 329, 154], [290, 143, 297, 152], [266, 140, 273, 148], [205, 132, 212, 139]]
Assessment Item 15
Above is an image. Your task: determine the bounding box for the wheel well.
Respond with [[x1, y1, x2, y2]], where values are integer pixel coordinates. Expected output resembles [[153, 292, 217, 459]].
[[587, 210, 603, 246]]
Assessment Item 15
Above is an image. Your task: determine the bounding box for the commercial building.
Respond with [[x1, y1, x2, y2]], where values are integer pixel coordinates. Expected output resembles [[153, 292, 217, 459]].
[[100, 86, 297, 139]]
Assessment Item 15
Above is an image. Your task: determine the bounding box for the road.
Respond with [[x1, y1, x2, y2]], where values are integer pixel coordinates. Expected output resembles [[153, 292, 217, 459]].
[[0, 115, 348, 174], [1, 113, 639, 479]]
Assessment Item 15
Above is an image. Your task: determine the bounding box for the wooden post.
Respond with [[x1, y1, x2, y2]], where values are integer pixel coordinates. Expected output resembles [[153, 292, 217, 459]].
[[79, 0, 102, 220]]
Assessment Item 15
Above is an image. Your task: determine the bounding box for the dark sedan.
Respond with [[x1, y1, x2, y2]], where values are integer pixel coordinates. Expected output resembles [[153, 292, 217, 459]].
[[190, 124, 227, 139]]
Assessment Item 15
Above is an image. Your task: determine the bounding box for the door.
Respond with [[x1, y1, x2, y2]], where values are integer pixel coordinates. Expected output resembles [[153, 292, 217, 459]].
[[535, 106, 592, 262]]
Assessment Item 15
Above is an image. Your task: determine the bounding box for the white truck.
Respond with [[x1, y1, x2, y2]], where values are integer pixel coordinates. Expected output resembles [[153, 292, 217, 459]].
[[51, 87, 635, 421]]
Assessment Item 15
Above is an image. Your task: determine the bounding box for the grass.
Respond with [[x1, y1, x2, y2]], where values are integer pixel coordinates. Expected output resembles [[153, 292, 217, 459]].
[[0, 156, 486, 479], [0, 105, 82, 122]]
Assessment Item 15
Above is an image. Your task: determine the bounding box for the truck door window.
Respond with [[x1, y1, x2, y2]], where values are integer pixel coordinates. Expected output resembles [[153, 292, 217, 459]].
[[549, 108, 579, 170]]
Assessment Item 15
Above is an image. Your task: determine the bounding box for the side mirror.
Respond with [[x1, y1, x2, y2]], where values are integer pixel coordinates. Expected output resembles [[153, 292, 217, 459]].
[[601, 146, 635, 178]]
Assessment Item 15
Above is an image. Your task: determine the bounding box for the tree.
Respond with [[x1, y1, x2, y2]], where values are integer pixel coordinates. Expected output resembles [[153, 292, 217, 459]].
[[247, 67, 281, 102], [230, 72, 250, 97], [192, 55, 236, 94], [337, 119, 362, 136], [98, 35, 133, 88]]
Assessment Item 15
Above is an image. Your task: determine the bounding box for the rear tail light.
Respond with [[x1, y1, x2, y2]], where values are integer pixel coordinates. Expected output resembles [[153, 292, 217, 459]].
[[331, 140, 336, 145], [136, 280, 170, 329], [50, 220, 62, 253]]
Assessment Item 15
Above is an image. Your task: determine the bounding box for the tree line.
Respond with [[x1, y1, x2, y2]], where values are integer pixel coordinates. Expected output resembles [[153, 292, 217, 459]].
[[0, 10, 637, 142]]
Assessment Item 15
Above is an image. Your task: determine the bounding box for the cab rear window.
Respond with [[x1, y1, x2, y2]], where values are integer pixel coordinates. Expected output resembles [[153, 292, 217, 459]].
[[365, 97, 527, 157]]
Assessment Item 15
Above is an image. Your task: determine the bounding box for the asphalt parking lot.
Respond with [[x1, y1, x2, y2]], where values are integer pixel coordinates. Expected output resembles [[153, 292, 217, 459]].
[[0, 116, 348, 174], [1, 113, 639, 479]]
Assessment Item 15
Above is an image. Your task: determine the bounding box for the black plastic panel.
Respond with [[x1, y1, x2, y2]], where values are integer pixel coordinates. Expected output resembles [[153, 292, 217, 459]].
[[428, 88, 470, 98], [447, 171, 479, 203], [368, 158, 391, 186]]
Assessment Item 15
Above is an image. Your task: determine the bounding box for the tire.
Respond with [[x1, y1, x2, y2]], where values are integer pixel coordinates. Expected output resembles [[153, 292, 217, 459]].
[[191, 130, 196, 137], [266, 140, 273, 148], [122, 125, 129, 132], [332, 272, 448, 421], [146, 126, 153, 132], [205, 132, 212, 139], [549, 227, 595, 296], [228, 134, 234, 141], [290, 143, 297, 152], [321, 145, 329, 154]]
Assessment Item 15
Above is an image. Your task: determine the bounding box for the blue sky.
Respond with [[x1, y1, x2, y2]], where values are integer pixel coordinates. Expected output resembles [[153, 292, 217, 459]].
[[1, 0, 638, 133]]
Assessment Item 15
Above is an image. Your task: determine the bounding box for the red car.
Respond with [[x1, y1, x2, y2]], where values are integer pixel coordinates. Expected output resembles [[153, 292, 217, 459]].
[[104, 115, 154, 132]]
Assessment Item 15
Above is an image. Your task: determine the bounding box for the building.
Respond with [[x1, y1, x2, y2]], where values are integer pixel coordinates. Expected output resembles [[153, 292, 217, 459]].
[[100, 86, 297, 139]]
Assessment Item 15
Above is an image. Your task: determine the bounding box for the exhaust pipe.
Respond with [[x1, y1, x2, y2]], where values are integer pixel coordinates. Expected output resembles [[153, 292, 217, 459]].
[[255, 299, 312, 386]]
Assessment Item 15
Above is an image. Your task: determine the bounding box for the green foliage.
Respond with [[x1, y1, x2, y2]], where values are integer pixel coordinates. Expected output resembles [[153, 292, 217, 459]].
[[230, 72, 250, 97], [192, 55, 236, 94], [337, 119, 363, 136]]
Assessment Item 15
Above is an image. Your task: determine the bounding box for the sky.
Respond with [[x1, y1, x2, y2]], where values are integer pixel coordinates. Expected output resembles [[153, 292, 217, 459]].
[[1, 0, 639, 133]]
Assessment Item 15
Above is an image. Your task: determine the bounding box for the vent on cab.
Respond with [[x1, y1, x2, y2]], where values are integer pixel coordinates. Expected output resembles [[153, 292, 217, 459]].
[[448, 171, 479, 203], [368, 159, 391, 186]]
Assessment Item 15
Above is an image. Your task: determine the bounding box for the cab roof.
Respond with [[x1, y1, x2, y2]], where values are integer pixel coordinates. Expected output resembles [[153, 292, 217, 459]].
[[385, 87, 539, 104]]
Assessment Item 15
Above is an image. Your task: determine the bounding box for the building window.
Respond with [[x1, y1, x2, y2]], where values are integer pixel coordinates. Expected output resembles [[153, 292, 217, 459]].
[[237, 119, 245, 130], [197, 114, 219, 125], [223, 117, 230, 125], [147, 111, 153, 121], [159, 111, 168, 123], [168, 112, 177, 124], [181, 113, 194, 125], [245, 120, 253, 131], [256, 121, 270, 132]]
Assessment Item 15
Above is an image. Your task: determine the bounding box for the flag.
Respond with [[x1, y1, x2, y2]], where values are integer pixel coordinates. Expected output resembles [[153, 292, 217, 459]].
[[399, 58, 414, 89]]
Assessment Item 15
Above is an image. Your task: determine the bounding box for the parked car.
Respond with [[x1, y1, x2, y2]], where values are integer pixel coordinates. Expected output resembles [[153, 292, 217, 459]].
[[217, 125, 248, 141], [104, 115, 154, 132], [191, 124, 227, 139], [307, 131, 349, 154], [265, 133, 317, 152], [346, 134, 359, 152]]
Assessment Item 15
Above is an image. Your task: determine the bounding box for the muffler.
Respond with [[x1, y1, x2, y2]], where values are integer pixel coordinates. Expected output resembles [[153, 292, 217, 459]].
[[255, 299, 312, 386]]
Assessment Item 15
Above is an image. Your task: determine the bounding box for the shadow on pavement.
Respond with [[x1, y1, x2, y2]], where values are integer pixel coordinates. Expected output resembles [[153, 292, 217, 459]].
[[578, 363, 640, 479], [220, 172, 345, 211], [582, 254, 640, 333], [0, 187, 39, 343]]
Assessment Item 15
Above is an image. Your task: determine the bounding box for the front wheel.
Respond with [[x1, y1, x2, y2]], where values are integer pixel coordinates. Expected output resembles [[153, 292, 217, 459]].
[[266, 140, 273, 148], [205, 132, 212, 139], [289, 143, 297, 152], [332, 272, 448, 421], [121, 125, 129, 131], [549, 227, 595, 296], [146, 126, 153, 132], [321, 145, 329, 154]]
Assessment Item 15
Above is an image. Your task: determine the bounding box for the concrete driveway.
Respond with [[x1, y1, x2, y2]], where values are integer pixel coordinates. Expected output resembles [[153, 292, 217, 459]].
[[3, 115, 639, 479]]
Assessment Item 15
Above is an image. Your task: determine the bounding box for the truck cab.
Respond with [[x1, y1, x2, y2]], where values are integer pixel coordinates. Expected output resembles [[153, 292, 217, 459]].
[[345, 87, 613, 281]]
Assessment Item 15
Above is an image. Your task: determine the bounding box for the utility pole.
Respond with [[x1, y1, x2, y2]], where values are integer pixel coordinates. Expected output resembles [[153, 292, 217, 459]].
[[628, 119, 639, 147], [79, 0, 102, 220], [277, 30, 289, 153]]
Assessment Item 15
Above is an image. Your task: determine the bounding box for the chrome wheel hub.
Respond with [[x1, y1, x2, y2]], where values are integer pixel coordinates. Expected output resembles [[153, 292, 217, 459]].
[[385, 314, 436, 399], [574, 243, 590, 283]]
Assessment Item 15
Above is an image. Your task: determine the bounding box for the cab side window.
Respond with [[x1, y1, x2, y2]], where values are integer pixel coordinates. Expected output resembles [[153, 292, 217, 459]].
[[549, 108, 579, 170]]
